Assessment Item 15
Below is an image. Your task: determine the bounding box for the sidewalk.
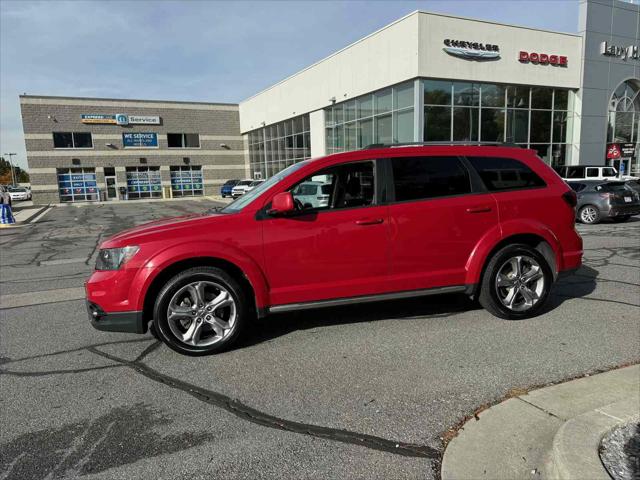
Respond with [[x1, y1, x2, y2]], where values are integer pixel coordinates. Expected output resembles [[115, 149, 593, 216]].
[[441, 364, 639, 480]]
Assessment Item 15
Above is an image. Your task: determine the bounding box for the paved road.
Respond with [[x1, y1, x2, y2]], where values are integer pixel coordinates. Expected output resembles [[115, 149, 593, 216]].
[[1, 201, 638, 479]]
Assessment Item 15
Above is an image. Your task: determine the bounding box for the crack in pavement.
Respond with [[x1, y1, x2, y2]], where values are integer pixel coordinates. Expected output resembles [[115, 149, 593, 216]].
[[0, 338, 439, 460]]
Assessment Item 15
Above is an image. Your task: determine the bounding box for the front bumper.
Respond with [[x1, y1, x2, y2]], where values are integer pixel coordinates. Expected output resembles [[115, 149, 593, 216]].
[[87, 301, 146, 334]]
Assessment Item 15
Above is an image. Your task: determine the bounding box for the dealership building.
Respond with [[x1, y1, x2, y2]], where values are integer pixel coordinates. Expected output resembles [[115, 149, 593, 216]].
[[19, 96, 246, 204], [19, 0, 640, 204], [240, 0, 640, 179]]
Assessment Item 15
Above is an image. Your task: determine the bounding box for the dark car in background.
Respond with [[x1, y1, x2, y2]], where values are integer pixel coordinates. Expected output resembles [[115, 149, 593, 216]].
[[568, 180, 640, 224], [220, 179, 240, 198]]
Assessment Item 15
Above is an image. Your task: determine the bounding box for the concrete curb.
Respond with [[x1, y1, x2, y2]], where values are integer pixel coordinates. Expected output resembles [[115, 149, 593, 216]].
[[549, 398, 639, 480], [441, 365, 640, 480]]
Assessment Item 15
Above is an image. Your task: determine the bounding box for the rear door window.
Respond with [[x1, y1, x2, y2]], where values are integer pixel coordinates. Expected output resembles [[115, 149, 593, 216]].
[[586, 168, 599, 178], [467, 157, 546, 191], [390, 156, 471, 202]]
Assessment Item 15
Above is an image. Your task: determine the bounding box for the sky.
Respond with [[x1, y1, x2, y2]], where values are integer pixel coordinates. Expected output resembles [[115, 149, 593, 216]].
[[0, 0, 580, 170]]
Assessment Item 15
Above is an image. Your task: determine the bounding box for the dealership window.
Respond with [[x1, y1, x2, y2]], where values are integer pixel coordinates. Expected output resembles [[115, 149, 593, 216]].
[[607, 81, 640, 175], [325, 81, 414, 154], [423, 79, 572, 167], [170, 166, 203, 197], [53, 132, 93, 149], [57, 168, 98, 202], [125, 166, 162, 199], [167, 133, 200, 148], [247, 113, 310, 179]]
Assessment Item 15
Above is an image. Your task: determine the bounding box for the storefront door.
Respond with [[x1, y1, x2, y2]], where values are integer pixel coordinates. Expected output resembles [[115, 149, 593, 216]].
[[105, 176, 117, 199]]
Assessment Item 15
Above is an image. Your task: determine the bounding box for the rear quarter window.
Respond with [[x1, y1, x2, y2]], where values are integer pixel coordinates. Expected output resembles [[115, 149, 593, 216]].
[[467, 157, 546, 191]]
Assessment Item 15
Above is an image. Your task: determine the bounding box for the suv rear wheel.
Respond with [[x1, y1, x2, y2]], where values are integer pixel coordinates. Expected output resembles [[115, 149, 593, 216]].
[[153, 266, 249, 355], [479, 244, 553, 320]]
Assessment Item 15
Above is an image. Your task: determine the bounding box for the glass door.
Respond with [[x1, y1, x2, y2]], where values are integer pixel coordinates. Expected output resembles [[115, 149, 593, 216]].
[[105, 176, 117, 199]]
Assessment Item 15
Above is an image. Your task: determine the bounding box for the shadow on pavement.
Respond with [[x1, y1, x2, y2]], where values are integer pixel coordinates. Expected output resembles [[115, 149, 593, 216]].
[[241, 266, 600, 349], [0, 403, 215, 480], [240, 293, 480, 349], [546, 265, 599, 311]]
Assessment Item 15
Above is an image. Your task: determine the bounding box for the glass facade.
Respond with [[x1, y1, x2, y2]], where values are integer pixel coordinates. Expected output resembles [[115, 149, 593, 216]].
[[607, 80, 640, 176], [247, 113, 311, 179], [170, 165, 204, 197], [424, 79, 572, 166], [126, 166, 162, 199], [57, 168, 98, 202], [325, 81, 415, 154]]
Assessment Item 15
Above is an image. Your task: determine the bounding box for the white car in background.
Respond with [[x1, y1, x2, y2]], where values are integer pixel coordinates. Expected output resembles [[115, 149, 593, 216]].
[[291, 181, 331, 208], [245, 179, 264, 193], [231, 179, 254, 198], [8, 186, 31, 201], [0, 185, 12, 206]]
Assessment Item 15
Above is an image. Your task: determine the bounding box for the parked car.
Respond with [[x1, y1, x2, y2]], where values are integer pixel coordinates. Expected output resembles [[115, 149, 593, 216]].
[[220, 179, 240, 198], [231, 179, 254, 198], [7, 186, 30, 201], [246, 180, 264, 193], [554, 165, 618, 181], [624, 179, 640, 194], [87, 144, 583, 356], [567, 180, 640, 224], [0, 185, 12, 207], [291, 181, 332, 208]]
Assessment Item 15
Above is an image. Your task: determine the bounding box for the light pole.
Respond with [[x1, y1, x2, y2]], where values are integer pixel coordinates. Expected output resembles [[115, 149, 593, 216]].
[[3, 153, 17, 185]]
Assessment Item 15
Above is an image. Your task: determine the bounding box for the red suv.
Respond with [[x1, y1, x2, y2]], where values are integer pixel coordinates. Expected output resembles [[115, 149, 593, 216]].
[[86, 145, 582, 355]]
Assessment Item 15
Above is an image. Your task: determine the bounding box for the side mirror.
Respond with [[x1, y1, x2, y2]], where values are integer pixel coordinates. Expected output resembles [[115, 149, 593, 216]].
[[268, 192, 295, 216]]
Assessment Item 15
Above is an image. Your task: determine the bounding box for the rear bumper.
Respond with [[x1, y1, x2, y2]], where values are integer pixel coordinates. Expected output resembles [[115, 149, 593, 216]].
[[87, 301, 146, 334], [607, 205, 640, 217]]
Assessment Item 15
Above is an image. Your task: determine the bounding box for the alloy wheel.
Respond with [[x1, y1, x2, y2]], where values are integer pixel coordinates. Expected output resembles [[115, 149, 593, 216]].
[[495, 255, 545, 312], [166, 281, 236, 347], [580, 206, 598, 224]]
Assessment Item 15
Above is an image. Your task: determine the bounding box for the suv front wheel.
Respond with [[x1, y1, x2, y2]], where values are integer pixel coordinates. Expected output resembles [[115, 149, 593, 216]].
[[478, 244, 553, 320], [153, 266, 249, 355]]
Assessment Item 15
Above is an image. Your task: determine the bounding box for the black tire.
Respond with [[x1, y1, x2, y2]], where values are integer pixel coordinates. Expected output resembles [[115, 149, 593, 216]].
[[149, 321, 160, 340], [612, 215, 631, 223], [478, 243, 553, 320], [578, 205, 600, 224], [153, 266, 250, 356]]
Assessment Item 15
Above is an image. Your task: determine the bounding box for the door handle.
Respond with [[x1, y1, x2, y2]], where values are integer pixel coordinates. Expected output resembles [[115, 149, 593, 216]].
[[355, 218, 384, 225], [466, 206, 492, 214]]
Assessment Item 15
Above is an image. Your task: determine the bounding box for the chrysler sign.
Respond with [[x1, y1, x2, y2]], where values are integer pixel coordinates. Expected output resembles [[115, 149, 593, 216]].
[[443, 39, 500, 60]]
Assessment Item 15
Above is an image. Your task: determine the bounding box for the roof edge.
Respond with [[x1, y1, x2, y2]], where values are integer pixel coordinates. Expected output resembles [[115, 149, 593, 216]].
[[19, 94, 238, 107]]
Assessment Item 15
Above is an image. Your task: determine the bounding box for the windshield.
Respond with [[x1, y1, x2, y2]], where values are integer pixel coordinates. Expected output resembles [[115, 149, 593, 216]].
[[220, 161, 309, 213]]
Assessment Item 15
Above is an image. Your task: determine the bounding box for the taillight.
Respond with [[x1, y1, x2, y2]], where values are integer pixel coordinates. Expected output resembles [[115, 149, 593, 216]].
[[562, 190, 577, 207], [598, 193, 612, 200]]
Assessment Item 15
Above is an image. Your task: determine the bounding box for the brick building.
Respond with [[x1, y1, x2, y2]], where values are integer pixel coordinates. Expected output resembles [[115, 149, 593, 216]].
[[19, 95, 248, 204]]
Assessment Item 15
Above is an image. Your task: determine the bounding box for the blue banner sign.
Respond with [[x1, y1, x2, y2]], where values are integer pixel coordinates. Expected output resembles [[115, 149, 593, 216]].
[[122, 132, 158, 148]]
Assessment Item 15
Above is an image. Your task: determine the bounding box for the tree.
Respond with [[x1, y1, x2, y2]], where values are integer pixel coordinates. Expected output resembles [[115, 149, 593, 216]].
[[0, 157, 30, 184]]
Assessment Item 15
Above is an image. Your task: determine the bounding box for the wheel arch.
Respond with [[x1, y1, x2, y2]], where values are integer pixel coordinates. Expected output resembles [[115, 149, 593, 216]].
[[141, 256, 262, 328], [466, 227, 560, 296], [134, 241, 271, 329]]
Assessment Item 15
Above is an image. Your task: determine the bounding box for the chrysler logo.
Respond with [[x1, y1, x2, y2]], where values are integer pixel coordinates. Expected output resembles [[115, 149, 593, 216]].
[[443, 39, 500, 61]]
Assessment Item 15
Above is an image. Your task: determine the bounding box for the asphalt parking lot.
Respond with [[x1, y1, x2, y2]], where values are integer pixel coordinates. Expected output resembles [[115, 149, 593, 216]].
[[1, 200, 639, 480]]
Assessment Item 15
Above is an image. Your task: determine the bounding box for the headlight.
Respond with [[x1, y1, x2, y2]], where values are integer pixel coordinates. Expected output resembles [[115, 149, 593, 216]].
[[95, 246, 139, 270]]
